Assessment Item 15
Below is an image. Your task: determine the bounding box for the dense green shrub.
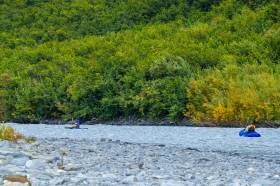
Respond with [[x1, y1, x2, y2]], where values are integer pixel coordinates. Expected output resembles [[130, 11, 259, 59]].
[[0, 0, 279, 124]]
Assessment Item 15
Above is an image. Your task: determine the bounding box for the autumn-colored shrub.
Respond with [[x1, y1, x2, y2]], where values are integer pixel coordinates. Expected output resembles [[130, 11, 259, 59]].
[[186, 64, 280, 123], [0, 123, 23, 142]]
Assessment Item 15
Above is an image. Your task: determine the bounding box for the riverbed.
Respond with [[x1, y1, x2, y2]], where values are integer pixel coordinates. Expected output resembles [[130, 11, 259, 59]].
[[1, 124, 279, 185]]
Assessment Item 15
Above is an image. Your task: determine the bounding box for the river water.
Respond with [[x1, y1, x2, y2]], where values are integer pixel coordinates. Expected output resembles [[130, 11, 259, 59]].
[[11, 124, 280, 160]]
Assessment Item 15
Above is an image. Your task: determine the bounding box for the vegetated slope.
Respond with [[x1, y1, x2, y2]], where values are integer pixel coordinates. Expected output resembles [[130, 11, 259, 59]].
[[0, 0, 279, 125], [0, 0, 221, 47]]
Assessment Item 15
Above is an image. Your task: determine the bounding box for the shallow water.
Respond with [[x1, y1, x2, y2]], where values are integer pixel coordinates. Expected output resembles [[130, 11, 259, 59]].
[[11, 124, 280, 160]]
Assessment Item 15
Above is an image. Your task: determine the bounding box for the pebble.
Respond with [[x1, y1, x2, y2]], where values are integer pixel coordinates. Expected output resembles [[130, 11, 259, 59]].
[[63, 164, 82, 171], [10, 157, 29, 166], [25, 159, 46, 170], [122, 175, 137, 183], [0, 138, 279, 186]]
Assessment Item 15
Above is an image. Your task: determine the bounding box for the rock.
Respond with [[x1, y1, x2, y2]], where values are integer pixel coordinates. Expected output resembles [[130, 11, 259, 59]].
[[63, 164, 82, 171], [122, 175, 137, 183], [25, 159, 46, 170], [0, 141, 16, 148], [10, 157, 29, 166], [0, 158, 8, 165], [273, 175, 279, 179], [247, 167, 255, 172], [138, 162, 144, 169], [152, 175, 170, 180], [3, 175, 31, 186], [28, 171, 54, 180], [59, 148, 69, 156], [49, 178, 67, 186], [41, 169, 59, 177], [206, 175, 215, 180], [102, 173, 117, 180], [3, 164, 24, 173], [70, 177, 86, 184], [0, 150, 25, 158], [4, 181, 29, 186], [33, 155, 60, 164], [160, 180, 186, 186]]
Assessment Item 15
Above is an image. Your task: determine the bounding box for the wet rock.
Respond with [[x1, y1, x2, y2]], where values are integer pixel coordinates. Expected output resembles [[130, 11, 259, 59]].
[[3, 164, 24, 173], [136, 171, 146, 181], [0, 158, 8, 165], [0, 141, 16, 148], [122, 175, 137, 183], [63, 164, 82, 171], [273, 175, 279, 179], [32, 155, 60, 164], [160, 180, 185, 186], [0, 150, 25, 158], [49, 178, 68, 186], [152, 175, 170, 180], [25, 159, 46, 170], [10, 157, 29, 167]]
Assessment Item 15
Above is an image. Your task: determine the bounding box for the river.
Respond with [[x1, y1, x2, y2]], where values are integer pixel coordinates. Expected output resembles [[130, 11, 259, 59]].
[[11, 124, 280, 160]]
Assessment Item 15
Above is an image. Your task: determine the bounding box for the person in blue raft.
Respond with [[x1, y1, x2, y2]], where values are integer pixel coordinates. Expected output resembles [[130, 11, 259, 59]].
[[239, 120, 261, 137], [71, 119, 80, 129], [65, 119, 81, 129]]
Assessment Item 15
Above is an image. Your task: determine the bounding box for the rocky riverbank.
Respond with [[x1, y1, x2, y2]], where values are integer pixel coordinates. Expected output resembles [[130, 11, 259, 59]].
[[1, 138, 280, 186]]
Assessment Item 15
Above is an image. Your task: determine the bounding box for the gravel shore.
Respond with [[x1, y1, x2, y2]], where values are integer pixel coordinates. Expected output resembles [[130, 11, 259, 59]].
[[1, 138, 280, 186], [1, 124, 280, 185]]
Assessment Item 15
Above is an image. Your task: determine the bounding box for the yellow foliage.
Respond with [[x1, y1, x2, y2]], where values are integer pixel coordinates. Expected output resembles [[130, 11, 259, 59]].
[[0, 124, 23, 142], [186, 64, 280, 124]]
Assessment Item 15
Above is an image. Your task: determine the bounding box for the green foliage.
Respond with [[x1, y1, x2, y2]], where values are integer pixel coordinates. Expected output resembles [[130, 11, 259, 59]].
[[0, 0, 279, 124], [25, 136, 36, 143]]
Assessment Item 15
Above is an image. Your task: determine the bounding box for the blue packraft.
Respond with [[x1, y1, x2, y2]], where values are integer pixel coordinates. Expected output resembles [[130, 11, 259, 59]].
[[239, 129, 261, 137]]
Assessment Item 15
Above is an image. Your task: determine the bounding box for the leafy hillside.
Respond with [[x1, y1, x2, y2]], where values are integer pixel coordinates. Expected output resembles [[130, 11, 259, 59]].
[[0, 0, 279, 125]]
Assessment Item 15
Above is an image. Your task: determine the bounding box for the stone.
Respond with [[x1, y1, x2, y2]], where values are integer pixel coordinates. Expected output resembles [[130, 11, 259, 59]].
[[152, 175, 170, 180], [33, 155, 60, 164], [44, 168, 61, 176], [0, 150, 25, 158], [63, 164, 82, 171], [0, 158, 7, 165], [136, 171, 146, 181], [247, 167, 255, 172], [122, 175, 137, 183], [3, 164, 24, 173], [49, 178, 68, 186], [10, 157, 29, 167], [25, 159, 46, 170], [273, 175, 279, 179], [0, 141, 16, 148], [3, 175, 31, 186], [160, 180, 186, 186]]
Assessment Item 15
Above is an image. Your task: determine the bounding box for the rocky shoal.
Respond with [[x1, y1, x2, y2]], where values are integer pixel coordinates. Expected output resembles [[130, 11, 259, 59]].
[[0, 138, 280, 186]]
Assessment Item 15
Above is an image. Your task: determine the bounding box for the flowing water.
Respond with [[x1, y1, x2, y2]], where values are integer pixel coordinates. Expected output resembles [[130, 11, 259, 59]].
[[11, 124, 280, 160]]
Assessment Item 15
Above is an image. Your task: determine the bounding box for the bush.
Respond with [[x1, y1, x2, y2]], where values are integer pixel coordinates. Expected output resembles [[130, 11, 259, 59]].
[[186, 64, 280, 123], [0, 123, 23, 142]]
